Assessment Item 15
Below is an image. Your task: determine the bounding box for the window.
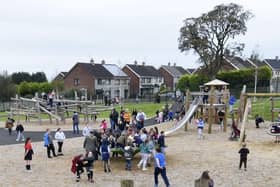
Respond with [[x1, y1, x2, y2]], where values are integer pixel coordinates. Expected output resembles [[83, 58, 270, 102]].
[[146, 78, 151, 83], [74, 78, 80, 86], [97, 79, 102, 85], [115, 79, 120, 85], [141, 78, 145, 83], [121, 79, 127, 85]]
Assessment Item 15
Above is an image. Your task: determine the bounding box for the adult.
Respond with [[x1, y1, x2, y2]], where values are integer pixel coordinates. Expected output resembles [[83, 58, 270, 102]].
[[255, 114, 264, 128], [16, 123, 25, 141], [55, 128, 66, 156], [154, 147, 170, 187], [158, 131, 166, 154], [195, 170, 214, 187], [43, 129, 57, 158], [72, 111, 80, 134], [82, 124, 91, 137], [109, 108, 119, 131], [83, 131, 98, 160], [24, 137, 34, 172], [137, 139, 150, 171], [136, 110, 146, 130], [123, 109, 131, 126], [203, 86, 209, 104]]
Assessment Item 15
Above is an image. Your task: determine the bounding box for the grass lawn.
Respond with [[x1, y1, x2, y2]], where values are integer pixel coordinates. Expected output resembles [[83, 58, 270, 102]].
[[0, 102, 170, 122]]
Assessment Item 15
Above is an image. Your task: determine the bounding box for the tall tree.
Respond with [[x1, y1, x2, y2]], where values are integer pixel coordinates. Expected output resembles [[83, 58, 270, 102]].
[[178, 3, 252, 79], [31, 72, 47, 82], [11, 72, 32, 84], [0, 71, 16, 101]]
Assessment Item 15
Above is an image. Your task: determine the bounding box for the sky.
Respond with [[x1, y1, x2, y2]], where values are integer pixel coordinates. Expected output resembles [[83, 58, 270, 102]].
[[0, 0, 279, 80]]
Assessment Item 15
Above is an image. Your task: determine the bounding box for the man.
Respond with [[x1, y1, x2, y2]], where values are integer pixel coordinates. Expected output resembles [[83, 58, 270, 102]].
[[43, 129, 57, 158], [83, 131, 98, 160], [238, 143, 250, 171], [72, 112, 80, 134], [154, 147, 170, 187], [109, 108, 119, 131], [136, 110, 146, 130]]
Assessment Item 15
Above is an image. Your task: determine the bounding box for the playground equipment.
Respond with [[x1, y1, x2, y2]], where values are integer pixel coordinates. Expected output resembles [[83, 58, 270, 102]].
[[9, 95, 113, 125]]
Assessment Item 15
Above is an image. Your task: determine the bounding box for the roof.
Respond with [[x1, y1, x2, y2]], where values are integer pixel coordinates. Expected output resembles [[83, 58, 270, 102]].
[[102, 64, 128, 77], [126, 64, 161, 77], [187, 68, 196, 74], [74, 63, 114, 78], [249, 59, 267, 68], [161, 65, 189, 77], [204, 79, 229, 86], [228, 57, 255, 69], [264, 59, 280, 70]]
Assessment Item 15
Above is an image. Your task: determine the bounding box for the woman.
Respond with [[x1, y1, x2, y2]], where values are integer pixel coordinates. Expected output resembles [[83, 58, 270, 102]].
[[24, 137, 34, 171], [195, 170, 214, 187], [55, 128, 66, 156]]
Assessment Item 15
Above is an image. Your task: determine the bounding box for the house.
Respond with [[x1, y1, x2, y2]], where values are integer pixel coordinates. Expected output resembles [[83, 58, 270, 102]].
[[122, 61, 163, 98], [53, 72, 67, 81], [264, 56, 280, 92], [159, 63, 189, 91], [63, 60, 130, 99]]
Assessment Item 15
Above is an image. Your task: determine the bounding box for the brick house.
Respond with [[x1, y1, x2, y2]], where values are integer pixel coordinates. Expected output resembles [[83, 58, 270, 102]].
[[64, 61, 129, 99], [53, 72, 67, 81], [122, 62, 163, 98], [159, 63, 189, 91]]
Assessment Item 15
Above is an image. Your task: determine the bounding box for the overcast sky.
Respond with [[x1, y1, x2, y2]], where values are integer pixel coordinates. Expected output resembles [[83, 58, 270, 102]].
[[0, 0, 279, 80]]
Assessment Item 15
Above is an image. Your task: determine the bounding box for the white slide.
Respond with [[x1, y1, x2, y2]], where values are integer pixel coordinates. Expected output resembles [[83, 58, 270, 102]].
[[165, 98, 201, 136], [39, 106, 61, 121]]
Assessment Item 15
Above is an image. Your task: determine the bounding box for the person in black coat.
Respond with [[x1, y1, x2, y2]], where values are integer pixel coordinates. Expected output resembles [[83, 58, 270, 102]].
[[255, 114, 264, 128], [238, 143, 250, 171]]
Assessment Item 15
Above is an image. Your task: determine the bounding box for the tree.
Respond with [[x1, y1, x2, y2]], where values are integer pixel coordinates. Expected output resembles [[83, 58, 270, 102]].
[[11, 72, 32, 84], [0, 71, 16, 101], [178, 3, 252, 79], [31, 72, 47, 82]]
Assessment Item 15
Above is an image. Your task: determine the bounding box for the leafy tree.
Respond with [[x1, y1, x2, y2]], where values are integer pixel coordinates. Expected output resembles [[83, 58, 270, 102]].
[[11, 72, 32, 84], [176, 74, 190, 92], [178, 3, 252, 79], [31, 72, 47, 82], [0, 71, 16, 101]]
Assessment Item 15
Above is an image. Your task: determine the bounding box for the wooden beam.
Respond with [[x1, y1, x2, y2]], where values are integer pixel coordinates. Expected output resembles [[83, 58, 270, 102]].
[[245, 93, 280, 97], [239, 98, 251, 144]]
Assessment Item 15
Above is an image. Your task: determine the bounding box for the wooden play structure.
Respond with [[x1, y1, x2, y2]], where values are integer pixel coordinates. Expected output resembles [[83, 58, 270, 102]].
[[235, 85, 280, 143], [184, 79, 230, 134], [9, 94, 113, 125]]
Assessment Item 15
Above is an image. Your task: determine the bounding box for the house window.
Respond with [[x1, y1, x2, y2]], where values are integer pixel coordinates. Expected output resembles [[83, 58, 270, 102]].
[[121, 79, 127, 85], [97, 79, 102, 85], [146, 78, 151, 83], [141, 78, 145, 83], [115, 79, 120, 85], [74, 78, 80, 86]]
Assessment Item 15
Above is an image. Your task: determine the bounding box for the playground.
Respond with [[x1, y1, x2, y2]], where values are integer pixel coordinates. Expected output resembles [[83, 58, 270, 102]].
[[1, 79, 280, 187], [0, 119, 279, 187]]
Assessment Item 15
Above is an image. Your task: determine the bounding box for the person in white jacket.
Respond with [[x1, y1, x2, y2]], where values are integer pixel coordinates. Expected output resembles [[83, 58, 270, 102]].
[[83, 124, 91, 137], [55, 128, 66, 156]]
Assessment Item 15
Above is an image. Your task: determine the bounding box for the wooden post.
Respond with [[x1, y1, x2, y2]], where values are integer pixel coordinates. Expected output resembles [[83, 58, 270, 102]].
[[223, 88, 229, 132], [185, 89, 190, 131], [121, 179, 134, 187], [271, 98, 275, 122], [239, 98, 251, 144], [208, 86, 214, 134]]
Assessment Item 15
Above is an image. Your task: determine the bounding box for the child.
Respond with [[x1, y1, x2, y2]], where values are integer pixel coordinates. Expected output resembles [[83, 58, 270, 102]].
[[6, 117, 14, 135], [238, 143, 250, 171], [197, 117, 205, 139], [124, 144, 133, 170], [71, 154, 85, 182], [84, 152, 94, 183], [137, 139, 150, 171], [16, 123, 25, 141], [100, 119, 108, 132], [24, 137, 34, 172], [55, 128, 66, 156], [100, 139, 111, 173]]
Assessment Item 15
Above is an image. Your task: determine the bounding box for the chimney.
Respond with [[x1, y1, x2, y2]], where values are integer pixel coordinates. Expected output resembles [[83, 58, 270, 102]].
[[276, 56, 279, 60], [168, 62, 171, 66], [90, 58, 94, 65], [134, 60, 138, 65], [101, 59, 105, 65], [142, 61, 145, 66], [173, 63, 176, 67]]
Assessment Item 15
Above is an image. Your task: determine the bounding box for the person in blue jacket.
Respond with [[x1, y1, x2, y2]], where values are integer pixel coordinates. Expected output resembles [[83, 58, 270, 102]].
[[43, 129, 57, 158]]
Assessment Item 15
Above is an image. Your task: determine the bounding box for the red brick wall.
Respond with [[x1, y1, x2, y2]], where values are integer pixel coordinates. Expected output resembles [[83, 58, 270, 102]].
[[122, 66, 139, 97], [159, 67, 174, 91], [64, 64, 95, 97]]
